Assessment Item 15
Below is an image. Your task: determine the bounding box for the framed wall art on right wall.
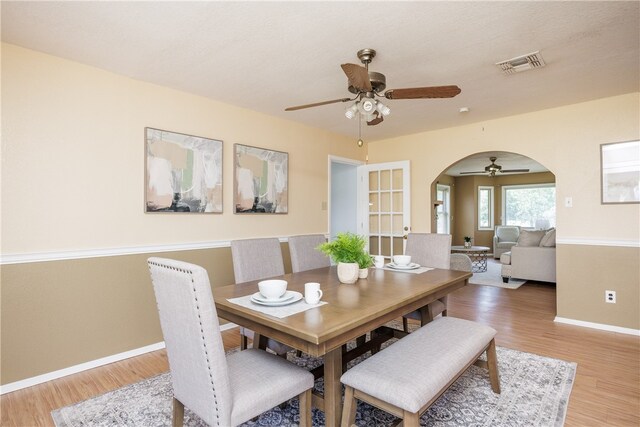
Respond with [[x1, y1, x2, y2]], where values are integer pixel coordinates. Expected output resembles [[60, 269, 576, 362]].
[[600, 140, 640, 204]]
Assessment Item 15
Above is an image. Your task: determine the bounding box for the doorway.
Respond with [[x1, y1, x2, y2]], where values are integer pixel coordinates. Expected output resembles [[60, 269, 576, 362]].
[[328, 156, 363, 241]]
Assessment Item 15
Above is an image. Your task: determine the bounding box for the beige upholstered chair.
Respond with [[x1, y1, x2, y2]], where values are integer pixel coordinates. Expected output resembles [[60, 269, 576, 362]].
[[288, 234, 330, 273], [402, 233, 453, 331], [493, 225, 520, 259], [147, 257, 313, 427], [231, 238, 292, 355]]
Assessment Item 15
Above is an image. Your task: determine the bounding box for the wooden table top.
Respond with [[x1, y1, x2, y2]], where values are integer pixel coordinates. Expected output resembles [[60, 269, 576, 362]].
[[213, 266, 471, 356]]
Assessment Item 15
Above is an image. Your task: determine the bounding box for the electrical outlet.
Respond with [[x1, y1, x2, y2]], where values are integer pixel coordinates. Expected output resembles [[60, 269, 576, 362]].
[[605, 290, 616, 304]]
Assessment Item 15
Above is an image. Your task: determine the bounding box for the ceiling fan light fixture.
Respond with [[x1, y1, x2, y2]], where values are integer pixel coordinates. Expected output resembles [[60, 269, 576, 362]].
[[345, 103, 359, 119], [358, 98, 377, 115], [376, 100, 391, 116]]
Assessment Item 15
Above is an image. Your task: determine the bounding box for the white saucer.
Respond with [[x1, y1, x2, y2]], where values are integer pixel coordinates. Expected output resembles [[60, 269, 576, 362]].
[[386, 262, 421, 270], [250, 291, 303, 306], [252, 291, 295, 304]]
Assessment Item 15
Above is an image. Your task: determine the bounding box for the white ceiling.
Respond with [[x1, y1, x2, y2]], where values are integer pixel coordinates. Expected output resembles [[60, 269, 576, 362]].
[[2, 1, 639, 144]]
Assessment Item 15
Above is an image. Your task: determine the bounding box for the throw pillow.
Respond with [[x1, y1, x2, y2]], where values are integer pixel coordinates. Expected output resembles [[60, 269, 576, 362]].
[[517, 229, 546, 247], [540, 228, 556, 247]]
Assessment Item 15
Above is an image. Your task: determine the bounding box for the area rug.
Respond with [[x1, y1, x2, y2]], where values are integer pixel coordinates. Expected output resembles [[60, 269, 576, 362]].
[[52, 343, 576, 427], [469, 259, 526, 289]]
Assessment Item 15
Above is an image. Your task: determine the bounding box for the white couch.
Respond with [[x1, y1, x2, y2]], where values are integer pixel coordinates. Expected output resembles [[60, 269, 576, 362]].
[[500, 228, 557, 283]]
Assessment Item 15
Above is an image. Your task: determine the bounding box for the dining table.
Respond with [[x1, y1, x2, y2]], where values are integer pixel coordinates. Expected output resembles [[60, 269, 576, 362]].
[[212, 265, 471, 427]]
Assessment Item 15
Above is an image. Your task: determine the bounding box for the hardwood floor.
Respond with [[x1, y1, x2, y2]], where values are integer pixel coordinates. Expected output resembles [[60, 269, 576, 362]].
[[2, 282, 638, 426]]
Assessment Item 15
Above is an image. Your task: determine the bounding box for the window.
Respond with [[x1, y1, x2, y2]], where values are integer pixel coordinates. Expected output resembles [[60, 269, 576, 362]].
[[502, 184, 556, 228], [477, 186, 494, 230], [436, 184, 451, 234]]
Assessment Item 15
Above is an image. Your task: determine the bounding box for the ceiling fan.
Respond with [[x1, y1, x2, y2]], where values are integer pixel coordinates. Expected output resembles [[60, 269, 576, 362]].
[[460, 157, 530, 177], [284, 48, 461, 126]]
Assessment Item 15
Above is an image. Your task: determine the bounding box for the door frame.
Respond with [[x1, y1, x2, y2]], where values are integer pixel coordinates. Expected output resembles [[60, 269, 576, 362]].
[[328, 155, 365, 241]]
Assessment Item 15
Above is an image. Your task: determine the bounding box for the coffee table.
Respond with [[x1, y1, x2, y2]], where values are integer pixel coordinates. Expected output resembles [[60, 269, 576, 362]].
[[451, 245, 491, 272]]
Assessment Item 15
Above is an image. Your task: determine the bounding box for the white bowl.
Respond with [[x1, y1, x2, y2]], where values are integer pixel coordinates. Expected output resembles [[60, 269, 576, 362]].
[[258, 279, 288, 300], [393, 255, 412, 266]]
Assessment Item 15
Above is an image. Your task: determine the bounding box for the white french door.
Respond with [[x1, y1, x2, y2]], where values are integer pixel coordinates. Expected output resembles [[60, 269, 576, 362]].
[[358, 161, 411, 260]]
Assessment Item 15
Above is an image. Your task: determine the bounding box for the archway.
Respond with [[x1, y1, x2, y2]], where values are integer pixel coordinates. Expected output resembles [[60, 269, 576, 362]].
[[429, 151, 556, 248]]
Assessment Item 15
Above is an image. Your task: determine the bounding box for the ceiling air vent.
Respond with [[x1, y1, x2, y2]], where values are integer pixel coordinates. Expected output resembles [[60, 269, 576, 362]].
[[496, 51, 546, 75]]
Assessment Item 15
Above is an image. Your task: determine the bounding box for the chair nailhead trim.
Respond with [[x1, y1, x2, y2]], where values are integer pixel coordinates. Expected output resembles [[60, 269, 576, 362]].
[[149, 260, 221, 425]]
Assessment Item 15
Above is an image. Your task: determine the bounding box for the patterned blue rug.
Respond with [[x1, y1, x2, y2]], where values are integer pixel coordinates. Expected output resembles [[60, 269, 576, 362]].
[[52, 339, 576, 426]]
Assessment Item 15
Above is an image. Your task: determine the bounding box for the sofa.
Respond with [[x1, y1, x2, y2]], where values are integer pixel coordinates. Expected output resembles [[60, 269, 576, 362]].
[[500, 228, 556, 283], [493, 225, 520, 259]]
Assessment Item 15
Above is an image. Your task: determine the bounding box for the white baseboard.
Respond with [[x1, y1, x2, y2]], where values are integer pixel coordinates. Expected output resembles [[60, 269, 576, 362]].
[[554, 316, 640, 336], [0, 323, 238, 395]]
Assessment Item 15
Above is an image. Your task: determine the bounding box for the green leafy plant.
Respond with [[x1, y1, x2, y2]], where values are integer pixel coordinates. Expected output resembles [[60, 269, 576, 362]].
[[317, 232, 371, 267], [464, 236, 472, 243]]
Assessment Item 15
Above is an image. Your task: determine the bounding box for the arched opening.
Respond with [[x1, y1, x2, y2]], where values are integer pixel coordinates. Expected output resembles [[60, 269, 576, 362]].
[[429, 151, 557, 292], [430, 151, 555, 243]]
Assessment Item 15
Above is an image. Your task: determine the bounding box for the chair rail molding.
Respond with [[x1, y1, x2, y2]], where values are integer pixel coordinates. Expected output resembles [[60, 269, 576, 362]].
[[556, 237, 639, 247], [0, 234, 329, 265]]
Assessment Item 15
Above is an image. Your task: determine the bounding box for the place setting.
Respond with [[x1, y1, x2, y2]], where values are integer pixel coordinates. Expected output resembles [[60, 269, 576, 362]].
[[377, 255, 435, 274], [228, 279, 327, 318]]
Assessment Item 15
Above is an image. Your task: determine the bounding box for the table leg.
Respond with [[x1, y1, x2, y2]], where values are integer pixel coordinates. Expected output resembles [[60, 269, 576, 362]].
[[323, 347, 343, 427]]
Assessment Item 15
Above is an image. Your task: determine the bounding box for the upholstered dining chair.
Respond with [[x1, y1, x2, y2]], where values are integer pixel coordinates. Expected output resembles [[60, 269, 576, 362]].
[[147, 257, 313, 427], [402, 233, 453, 332], [288, 234, 330, 273], [231, 238, 293, 355]]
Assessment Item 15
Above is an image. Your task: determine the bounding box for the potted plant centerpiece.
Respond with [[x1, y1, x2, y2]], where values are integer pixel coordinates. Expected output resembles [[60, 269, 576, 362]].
[[317, 232, 371, 284], [464, 236, 472, 248]]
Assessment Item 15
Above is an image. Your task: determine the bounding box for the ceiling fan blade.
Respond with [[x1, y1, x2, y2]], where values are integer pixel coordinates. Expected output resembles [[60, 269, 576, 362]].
[[367, 113, 384, 126], [501, 169, 530, 173], [284, 97, 351, 111], [384, 85, 461, 100], [341, 63, 373, 92], [459, 171, 485, 174]]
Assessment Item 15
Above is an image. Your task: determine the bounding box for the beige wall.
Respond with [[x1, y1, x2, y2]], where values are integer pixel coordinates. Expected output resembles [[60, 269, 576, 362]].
[[1, 43, 364, 255], [369, 93, 640, 331], [1, 244, 296, 385], [0, 44, 363, 385]]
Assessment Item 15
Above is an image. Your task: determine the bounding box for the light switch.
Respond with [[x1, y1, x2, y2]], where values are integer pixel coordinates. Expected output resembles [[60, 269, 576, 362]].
[[564, 197, 573, 208]]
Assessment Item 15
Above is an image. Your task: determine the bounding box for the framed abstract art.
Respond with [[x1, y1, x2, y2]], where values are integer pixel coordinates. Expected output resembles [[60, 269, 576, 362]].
[[145, 127, 223, 213], [234, 144, 288, 214], [600, 140, 640, 204]]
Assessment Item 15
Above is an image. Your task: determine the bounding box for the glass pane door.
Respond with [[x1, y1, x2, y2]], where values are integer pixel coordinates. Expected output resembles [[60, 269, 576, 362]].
[[360, 161, 410, 261]]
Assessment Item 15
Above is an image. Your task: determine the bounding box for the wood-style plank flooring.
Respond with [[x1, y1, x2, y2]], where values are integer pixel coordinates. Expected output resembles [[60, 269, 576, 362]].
[[2, 282, 638, 426]]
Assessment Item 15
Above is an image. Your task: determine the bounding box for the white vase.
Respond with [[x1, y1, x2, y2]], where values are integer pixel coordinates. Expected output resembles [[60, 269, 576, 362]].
[[337, 262, 359, 284], [358, 268, 369, 279]]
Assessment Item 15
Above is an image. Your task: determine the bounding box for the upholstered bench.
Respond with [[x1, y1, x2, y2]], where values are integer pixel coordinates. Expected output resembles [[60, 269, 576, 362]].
[[340, 317, 500, 427]]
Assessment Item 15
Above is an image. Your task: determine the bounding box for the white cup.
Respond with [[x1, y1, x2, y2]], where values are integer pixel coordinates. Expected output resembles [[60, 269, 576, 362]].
[[393, 255, 412, 266], [374, 255, 385, 268], [304, 282, 323, 305], [258, 279, 287, 300]]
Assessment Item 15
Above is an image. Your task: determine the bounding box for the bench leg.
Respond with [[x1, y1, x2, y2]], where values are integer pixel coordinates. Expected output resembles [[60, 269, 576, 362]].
[[402, 410, 420, 427], [402, 316, 409, 333], [341, 386, 357, 427], [240, 333, 248, 350], [299, 389, 312, 427], [172, 398, 184, 427], [486, 338, 501, 394]]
